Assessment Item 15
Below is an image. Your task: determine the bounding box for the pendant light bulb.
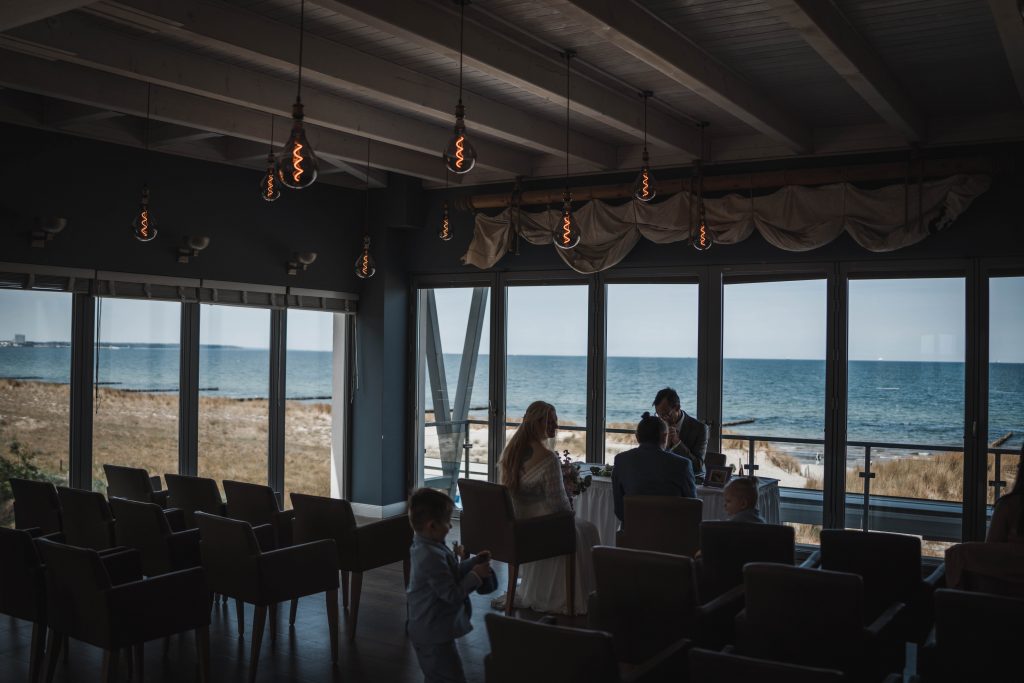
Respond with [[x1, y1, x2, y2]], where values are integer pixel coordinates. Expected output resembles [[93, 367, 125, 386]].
[[355, 235, 376, 279], [132, 186, 157, 242], [632, 150, 657, 202], [261, 153, 281, 202], [278, 100, 318, 189], [439, 202, 452, 241], [443, 103, 477, 174], [554, 192, 581, 250], [691, 201, 712, 251]]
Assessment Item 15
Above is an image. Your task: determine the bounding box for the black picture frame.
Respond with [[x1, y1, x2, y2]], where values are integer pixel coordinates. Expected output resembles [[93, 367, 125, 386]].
[[704, 465, 732, 488]]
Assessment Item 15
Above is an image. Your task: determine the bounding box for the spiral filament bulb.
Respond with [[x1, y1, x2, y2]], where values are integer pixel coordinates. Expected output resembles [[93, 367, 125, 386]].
[[260, 155, 281, 202], [278, 100, 318, 190], [354, 236, 376, 279], [439, 203, 452, 241], [443, 104, 477, 175], [553, 196, 581, 250], [132, 187, 157, 242]]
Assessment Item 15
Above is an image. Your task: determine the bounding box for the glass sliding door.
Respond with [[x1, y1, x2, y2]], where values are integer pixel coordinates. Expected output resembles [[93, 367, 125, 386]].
[[415, 287, 490, 495], [198, 304, 270, 492], [604, 283, 698, 463], [505, 285, 588, 462], [987, 276, 1024, 518], [723, 279, 827, 543], [92, 298, 180, 494], [847, 277, 965, 555], [0, 290, 72, 525]]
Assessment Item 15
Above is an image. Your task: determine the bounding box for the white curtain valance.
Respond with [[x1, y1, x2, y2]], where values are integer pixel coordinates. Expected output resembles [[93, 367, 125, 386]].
[[461, 174, 991, 274]]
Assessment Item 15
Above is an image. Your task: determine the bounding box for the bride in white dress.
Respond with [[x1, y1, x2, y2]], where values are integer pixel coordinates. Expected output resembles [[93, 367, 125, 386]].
[[498, 401, 599, 615]]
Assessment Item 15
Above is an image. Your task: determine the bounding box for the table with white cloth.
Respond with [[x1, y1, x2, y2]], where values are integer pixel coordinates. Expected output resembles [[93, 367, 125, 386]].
[[574, 474, 782, 547]]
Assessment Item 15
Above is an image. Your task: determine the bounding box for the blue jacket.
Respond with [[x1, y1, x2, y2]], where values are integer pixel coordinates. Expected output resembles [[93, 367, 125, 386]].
[[612, 443, 698, 522], [406, 534, 496, 645]]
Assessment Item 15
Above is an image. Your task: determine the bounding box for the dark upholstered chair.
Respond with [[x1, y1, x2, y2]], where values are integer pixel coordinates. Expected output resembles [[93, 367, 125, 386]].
[[735, 563, 903, 678], [102, 464, 169, 507], [164, 474, 227, 529], [0, 527, 50, 683], [110, 497, 202, 577], [195, 512, 339, 682], [616, 496, 702, 557], [10, 478, 63, 534], [290, 492, 412, 638], [223, 480, 295, 549], [484, 613, 689, 683], [695, 521, 797, 602], [458, 478, 576, 616], [812, 529, 943, 643], [689, 648, 847, 682], [56, 486, 118, 551], [588, 546, 741, 654], [703, 452, 727, 470], [918, 589, 1024, 682], [37, 539, 211, 683]]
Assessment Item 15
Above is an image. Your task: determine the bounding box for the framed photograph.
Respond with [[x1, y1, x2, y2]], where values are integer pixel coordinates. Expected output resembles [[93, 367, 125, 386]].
[[704, 465, 732, 488]]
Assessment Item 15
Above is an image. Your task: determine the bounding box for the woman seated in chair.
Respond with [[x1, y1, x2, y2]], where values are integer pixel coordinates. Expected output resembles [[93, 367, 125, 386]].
[[945, 448, 1024, 591], [496, 400, 599, 615]]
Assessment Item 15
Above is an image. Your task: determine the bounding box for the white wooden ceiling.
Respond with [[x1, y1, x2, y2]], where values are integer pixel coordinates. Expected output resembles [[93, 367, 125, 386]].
[[0, 0, 1021, 189]]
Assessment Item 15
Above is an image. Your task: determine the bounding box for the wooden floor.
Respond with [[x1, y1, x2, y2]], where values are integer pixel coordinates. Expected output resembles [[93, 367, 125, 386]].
[[0, 522, 581, 682]]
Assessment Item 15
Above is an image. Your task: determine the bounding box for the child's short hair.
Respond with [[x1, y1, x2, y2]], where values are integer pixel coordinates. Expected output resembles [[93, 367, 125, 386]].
[[724, 477, 758, 509], [408, 488, 454, 531]]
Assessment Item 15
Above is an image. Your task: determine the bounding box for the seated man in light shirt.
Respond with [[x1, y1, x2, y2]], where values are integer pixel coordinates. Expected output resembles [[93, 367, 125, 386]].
[[653, 387, 709, 477]]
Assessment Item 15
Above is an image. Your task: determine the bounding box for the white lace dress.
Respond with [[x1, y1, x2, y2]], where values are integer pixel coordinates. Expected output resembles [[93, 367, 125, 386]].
[[510, 449, 599, 615]]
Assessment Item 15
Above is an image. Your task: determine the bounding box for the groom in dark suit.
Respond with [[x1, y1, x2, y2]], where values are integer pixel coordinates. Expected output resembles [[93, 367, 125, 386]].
[[612, 412, 697, 523], [653, 387, 709, 477]]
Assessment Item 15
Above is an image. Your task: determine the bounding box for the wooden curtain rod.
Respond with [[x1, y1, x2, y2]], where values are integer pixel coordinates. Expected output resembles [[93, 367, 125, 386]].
[[459, 155, 1006, 210]]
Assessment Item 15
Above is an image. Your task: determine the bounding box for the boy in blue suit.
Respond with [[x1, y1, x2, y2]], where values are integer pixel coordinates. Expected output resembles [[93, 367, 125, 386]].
[[407, 488, 497, 683]]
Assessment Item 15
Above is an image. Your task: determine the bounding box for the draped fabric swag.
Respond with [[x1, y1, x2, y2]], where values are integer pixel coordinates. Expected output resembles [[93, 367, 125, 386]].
[[461, 174, 991, 274]]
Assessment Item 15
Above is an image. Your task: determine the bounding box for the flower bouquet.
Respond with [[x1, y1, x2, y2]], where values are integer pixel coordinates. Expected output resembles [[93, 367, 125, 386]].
[[560, 450, 592, 507]]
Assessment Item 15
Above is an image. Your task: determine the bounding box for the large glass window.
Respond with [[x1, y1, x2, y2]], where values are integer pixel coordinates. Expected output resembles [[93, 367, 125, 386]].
[[604, 283, 698, 463], [723, 279, 827, 543], [284, 309, 344, 506], [416, 288, 490, 495], [847, 277, 965, 555], [198, 305, 270, 492], [92, 298, 180, 494], [988, 276, 1024, 514], [505, 285, 588, 461], [0, 290, 71, 525]]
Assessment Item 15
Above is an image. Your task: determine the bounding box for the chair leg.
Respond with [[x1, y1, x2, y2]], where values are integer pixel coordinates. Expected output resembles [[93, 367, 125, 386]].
[[235, 598, 245, 637], [340, 570, 350, 610], [566, 552, 576, 616], [249, 605, 267, 683], [101, 649, 118, 683], [44, 629, 62, 683], [402, 557, 411, 588], [132, 643, 144, 683], [326, 589, 340, 664], [289, 598, 299, 626], [196, 626, 210, 683], [506, 563, 519, 617], [347, 572, 363, 640], [268, 602, 277, 643], [29, 623, 45, 683]]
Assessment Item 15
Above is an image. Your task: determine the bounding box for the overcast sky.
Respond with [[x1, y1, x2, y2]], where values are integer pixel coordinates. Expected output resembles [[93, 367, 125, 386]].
[[1, 275, 1022, 361]]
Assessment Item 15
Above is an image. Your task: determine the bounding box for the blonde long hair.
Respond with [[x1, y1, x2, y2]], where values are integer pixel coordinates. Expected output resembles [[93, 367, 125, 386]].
[[499, 400, 555, 493]]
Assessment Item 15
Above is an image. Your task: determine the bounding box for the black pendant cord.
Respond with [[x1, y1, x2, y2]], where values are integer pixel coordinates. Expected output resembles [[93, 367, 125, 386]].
[[642, 92, 648, 153], [564, 51, 573, 190], [365, 138, 372, 229], [457, 0, 465, 104], [297, 0, 305, 101], [268, 113, 275, 154], [143, 83, 151, 182]]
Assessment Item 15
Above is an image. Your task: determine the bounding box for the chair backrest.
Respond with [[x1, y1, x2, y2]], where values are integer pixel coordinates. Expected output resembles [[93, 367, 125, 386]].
[[36, 539, 112, 642], [57, 486, 117, 550], [223, 479, 280, 526], [110, 497, 172, 576], [457, 479, 516, 561], [820, 529, 922, 620], [618, 496, 702, 557], [10, 477, 62, 534], [932, 589, 1024, 681], [290, 492, 356, 548], [0, 527, 47, 622], [484, 613, 622, 683], [593, 545, 699, 664], [102, 464, 155, 502], [697, 521, 795, 601], [739, 563, 864, 669], [704, 452, 727, 470], [165, 474, 224, 528], [688, 648, 846, 682], [194, 512, 262, 600]]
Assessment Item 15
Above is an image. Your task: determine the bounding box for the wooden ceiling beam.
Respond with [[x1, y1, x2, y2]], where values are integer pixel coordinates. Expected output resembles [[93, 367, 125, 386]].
[[988, 0, 1024, 105], [0, 0, 95, 31]]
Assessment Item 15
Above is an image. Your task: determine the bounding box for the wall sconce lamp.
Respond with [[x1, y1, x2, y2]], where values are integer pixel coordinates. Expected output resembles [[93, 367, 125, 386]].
[[30, 217, 67, 248], [177, 235, 210, 264], [287, 251, 317, 275]]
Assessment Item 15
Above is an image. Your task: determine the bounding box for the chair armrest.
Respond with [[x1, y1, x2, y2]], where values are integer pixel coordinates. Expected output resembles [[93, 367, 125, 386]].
[[99, 547, 144, 585], [148, 475, 163, 491], [586, 591, 606, 631], [151, 489, 170, 508], [695, 584, 745, 647], [168, 528, 202, 570], [106, 567, 211, 642], [272, 508, 296, 547], [924, 563, 945, 589], [513, 511, 575, 563], [865, 602, 905, 639], [252, 523, 276, 551], [621, 636, 691, 683], [352, 514, 413, 570], [799, 550, 821, 568], [162, 507, 186, 532], [258, 540, 339, 603]]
